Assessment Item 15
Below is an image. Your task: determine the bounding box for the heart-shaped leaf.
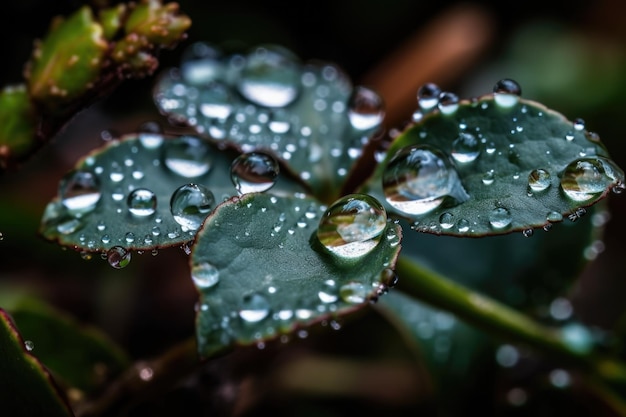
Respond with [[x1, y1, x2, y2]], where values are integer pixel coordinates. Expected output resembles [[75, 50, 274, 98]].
[[0, 309, 74, 417], [153, 42, 384, 202], [190, 193, 401, 358], [362, 82, 624, 237], [40, 132, 304, 256]]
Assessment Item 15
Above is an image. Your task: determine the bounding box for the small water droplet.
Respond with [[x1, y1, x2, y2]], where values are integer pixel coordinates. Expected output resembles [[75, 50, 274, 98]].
[[451, 132, 480, 163], [522, 228, 534, 237], [457, 218, 470, 232], [180, 42, 223, 85], [347, 86, 384, 130], [560, 157, 624, 202], [191, 262, 220, 288], [163, 136, 212, 178], [547, 211, 563, 222], [170, 183, 215, 230], [239, 293, 271, 323], [57, 218, 83, 235], [199, 81, 233, 119], [339, 281, 368, 304], [489, 207, 512, 229], [438, 92, 459, 114], [230, 152, 280, 194], [383, 145, 468, 215], [318, 279, 338, 303], [528, 169, 551, 192], [439, 212, 454, 229], [493, 78, 521, 107], [317, 194, 387, 259], [237, 46, 300, 108], [573, 118, 585, 131], [417, 83, 441, 111], [127, 188, 157, 217], [24, 340, 34, 352], [59, 170, 101, 214], [107, 246, 131, 269]]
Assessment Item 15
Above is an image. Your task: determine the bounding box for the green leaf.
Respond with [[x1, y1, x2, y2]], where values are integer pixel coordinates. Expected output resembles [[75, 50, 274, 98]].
[[0, 309, 74, 417], [0, 85, 37, 170], [40, 133, 304, 254], [26, 6, 108, 111], [363, 91, 624, 237], [153, 42, 384, 203], [6, 296, 130, 395], [191, 193, 402, 358]]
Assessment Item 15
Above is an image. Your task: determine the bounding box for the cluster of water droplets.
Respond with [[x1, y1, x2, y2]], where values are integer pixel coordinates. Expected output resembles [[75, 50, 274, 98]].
[[154, 42, 384, 188], [43, 130, 286, 268]]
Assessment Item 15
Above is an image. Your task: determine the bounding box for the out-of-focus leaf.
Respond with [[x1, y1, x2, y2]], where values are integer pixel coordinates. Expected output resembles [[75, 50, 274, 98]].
[[0, 85, 37, 170]]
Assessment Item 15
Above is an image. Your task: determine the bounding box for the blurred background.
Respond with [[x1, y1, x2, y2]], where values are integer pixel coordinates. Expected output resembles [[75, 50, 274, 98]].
[[1, 1, 626, 416]]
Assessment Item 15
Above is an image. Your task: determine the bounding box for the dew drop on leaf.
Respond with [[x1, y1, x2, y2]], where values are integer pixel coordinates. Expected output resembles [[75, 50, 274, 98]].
[[127, 188, 157, 217], [163, 136, 212, 178], [339, 281, 368, 304], [416, 82, 441, 111], [24, 340, 34, 352], [180, 42, 223, 85], [347, 86, 384, 130], [382, 145, 468, 215], [199, 82, 233, 120], [237, 45, 300, 108], [239, 293, 271, 323], [451, 132, 481, 163], [191, 262, 220, 289], [489, 207, 512, 229], [560, 157, 624, 202], [170, 183, 215, 230], [493, 78, 522, 108], [438, 91, 459, 114], [528, 169, 551, 192], [230, 152, 280, 194], [59, 169, 102, 214], [317, 194, 387, 259], [107, 246, 131, 269]]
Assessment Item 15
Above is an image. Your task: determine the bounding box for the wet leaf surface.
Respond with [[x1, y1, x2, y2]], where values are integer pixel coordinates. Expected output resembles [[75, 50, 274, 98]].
[[191, 193, 402, 357]]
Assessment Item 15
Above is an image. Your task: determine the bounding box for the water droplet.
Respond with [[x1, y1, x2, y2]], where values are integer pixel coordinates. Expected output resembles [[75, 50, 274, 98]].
[[347, 86, 384, 130], [528, 169, 551, 192], [191, 262, 220, 288], [383, 145, 468, 215], [230, 152, 280, 194], [522, 228, 533, 237], [107, 246, 131, 269], [239, 293, 270, 323], [237, 46, 300, 108], [489, 207, 512, 229], [439, 212, 454, 229], [180, 42, 223, 85], [57, 218, 83, 235], [560, 157, 624, 202], [451, 132, 480, 163], [547, 211, 563, 222], [199, 81, 233, 119], [493, 78, 521, 107], [339, 281, 368, 304], [59, 170, 101, 214], [127, 188, 157, 217], [573, 118, 585, 131], [482, 170, 495, 185], [163, 136, 212, 178], [457, 218, 470, 232], [170, 184, 215, 230], [317, 194, 387, 259], [318, 279, 338, 303], [417, 83, 441, 111], [438, 92, 459, 114], [24, 340, 34, 352]]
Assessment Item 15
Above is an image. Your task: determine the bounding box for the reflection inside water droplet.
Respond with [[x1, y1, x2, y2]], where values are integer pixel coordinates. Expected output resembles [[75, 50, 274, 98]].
[[170, 184, 215, 231], [317, 194, 387, 259], [560, 157, 624, 202], [528, 169, 551, 192], [383, 145, 468, 215], [107, 246, 131, 269], [230, 152, 280, 194]]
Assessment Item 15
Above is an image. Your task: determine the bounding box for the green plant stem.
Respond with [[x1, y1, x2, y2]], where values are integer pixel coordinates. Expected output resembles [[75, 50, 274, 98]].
[[395, 256, 626, 385], [74, 337, 201, 417]]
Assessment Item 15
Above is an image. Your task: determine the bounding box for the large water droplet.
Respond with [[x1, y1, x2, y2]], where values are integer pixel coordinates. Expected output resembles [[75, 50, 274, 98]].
[[451, 132, 480, 163], [180, 42, 223, 85], [528, 169, 551, 192], [191, 262, 220, 289], [560, 157, 624, 201], [383, 145, 468, 215], [170, 184, 215, 230], [199, 82, 233, 120], [230, 152, 280, 194], [59, 170, 101, 214], [237, 46, 300, 108], [239, 293, 271, 323], [347, 86, 384, 130], [107, 246, 131, 269], [317, 194, 387, 259], [489, 207, 512, 229], [493, 78, 521, 107], [127, 188, 157, 217], [163, 136, 212, 178]]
